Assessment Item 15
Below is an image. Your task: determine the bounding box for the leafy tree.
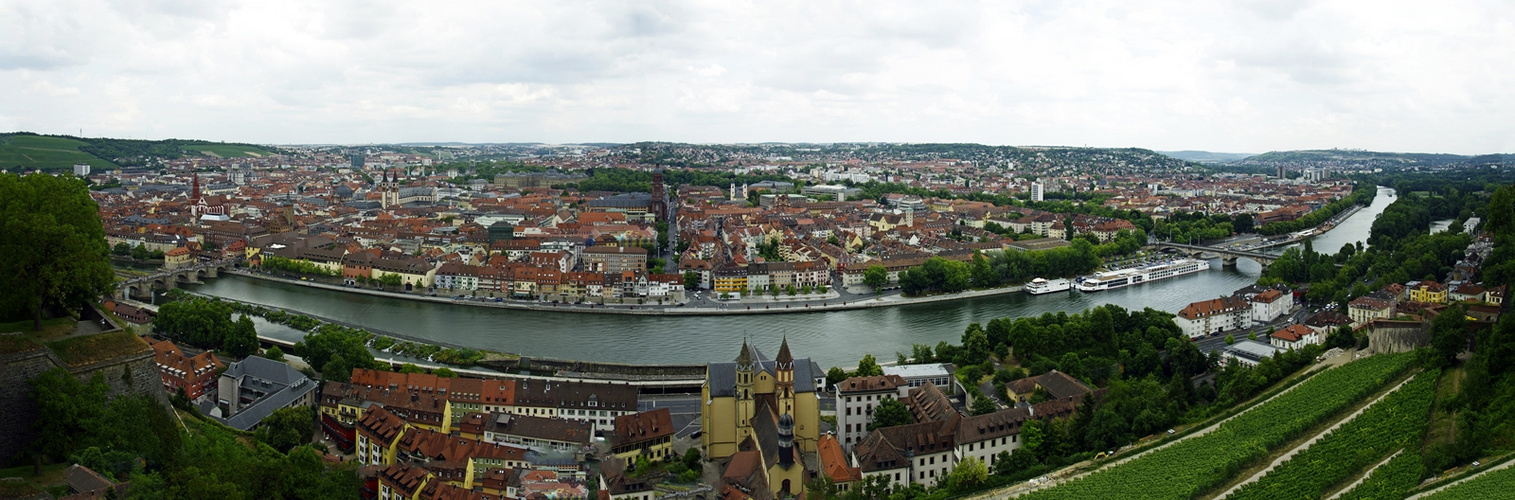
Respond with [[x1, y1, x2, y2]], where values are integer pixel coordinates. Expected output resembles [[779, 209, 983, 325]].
[[1020, 419, 1046, 459], [863, 265, 889, 290], [264, 346, 285, 361], [1429, 304, 1470, 365], [825, 367, 847, 390], [971, 396, 998, 416], [868, 398, 911, 430], [258, 406, 314, 453], [399, 363, 426, 374], [0, 173, 115, 329], [28, 368, 108, 460], [112, 242, 131, 256], [1325, 326, 1356, 350], [131, 243, 150, 260], [154, 298, 236, 349], [854, 354, 883, 377], [943, 456, 988, 492], [433, 367, 457, 378], [295, 324, 377, 382], [1224, 334, 1235, 345], [684, 271, 700, 290], [224, 315, 259, 358]]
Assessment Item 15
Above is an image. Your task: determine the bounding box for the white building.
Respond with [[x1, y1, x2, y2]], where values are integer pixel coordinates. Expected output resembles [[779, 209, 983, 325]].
[[1030, 182, 1044, 202], [883, 364, 955, 392], [834, 375, 910, 453], [1250, 288, 1293, 323], [1176, 296, 1254, 339], [1270, 324, 1320, 349], [1223, 340, 1281, 367], [73, 163, 91, 176]]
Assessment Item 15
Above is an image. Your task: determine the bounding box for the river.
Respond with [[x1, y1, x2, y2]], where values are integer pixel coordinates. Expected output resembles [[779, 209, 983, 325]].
[[187, 186, 1397, 368]]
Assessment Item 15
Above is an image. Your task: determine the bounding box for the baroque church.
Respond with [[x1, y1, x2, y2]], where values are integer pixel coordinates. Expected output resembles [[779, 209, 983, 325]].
[[701, 338, 822, 498]]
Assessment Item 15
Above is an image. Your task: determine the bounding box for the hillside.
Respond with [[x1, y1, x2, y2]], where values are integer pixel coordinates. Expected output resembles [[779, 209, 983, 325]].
[[0, 133, 279, 171], [1235, 149, 1474, 169], [1158, 150, 1255, 163]]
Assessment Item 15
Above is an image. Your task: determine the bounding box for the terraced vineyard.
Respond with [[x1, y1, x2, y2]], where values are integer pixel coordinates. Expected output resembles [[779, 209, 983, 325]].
[[1336, 449, 1425, 500], [1422, 463, 1515, 499], [1020, 353, 1416, 500], [1229, 369, 1439, 500]]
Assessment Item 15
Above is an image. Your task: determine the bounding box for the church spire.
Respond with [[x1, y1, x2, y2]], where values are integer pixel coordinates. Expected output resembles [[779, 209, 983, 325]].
[[191, 170, 201, 201], [735, 337, 753, 369], [776, 335, 793, 368]]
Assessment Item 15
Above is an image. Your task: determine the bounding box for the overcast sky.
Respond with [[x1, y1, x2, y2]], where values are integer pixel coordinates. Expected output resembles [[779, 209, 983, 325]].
[[2, 1, 1512, 154]]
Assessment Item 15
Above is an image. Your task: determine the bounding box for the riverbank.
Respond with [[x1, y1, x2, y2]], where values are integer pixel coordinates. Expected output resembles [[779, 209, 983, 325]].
[[226, 269, 1027, 316]]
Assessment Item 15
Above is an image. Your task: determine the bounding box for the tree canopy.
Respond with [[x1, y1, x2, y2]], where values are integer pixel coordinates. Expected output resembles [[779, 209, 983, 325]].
[[0, 173, 114, 328]]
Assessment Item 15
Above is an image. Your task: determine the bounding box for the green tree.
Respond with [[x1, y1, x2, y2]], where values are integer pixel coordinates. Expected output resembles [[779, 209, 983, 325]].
[[0, 173, 115, 329], [264, 346, 285, 361], [28, 368, 108, 460], [433, 367, 457, 378], [112, 242, 131, 256], [224, 315, 260, 358], [1429, 304, 1470, 365], [971, 396, 998, 416], [854, 354, 883, 377], [825, 367, 847, 390], [684, 271, 700, 290], [868, 398, 911, 431], [399, 363, 426, 374], [863, 265, 889, 290], [943, 456, 989, 492], [257, 406, 314, 453], [131, 243, 150, 260]]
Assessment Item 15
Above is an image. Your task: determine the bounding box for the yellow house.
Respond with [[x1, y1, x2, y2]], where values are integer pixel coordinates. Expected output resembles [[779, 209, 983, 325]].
[[1410, 281, 1448, 304], [701, 338, 820, 461], [357, 406, 410, 467], [611, 408, 676, 463]]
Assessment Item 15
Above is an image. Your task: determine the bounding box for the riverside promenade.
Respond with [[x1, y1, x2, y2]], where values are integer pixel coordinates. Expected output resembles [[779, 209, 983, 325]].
[[225, 269, 1025, 316]]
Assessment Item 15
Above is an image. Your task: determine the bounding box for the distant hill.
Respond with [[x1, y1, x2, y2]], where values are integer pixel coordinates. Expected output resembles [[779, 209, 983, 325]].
[[1236, 149, 1474, 168], [1158, 150, 1255, 164], [0, 132, 278, 171]]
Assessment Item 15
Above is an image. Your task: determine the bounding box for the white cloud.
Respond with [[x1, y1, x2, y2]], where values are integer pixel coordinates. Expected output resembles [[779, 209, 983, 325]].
[[0, 0, 1512, 153]]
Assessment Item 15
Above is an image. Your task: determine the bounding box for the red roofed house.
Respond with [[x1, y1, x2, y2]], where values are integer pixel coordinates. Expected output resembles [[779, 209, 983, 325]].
[[1175, 296, 1253, 339], [1270, 324, 1320, 350], [149, 339, 222, 401], [610, 408, 674, 462]]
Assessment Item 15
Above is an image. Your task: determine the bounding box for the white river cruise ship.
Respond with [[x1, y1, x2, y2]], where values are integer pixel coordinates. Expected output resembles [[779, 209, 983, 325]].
[[1074, 258, 1211, 292], [1025, 277, 1072, 295]]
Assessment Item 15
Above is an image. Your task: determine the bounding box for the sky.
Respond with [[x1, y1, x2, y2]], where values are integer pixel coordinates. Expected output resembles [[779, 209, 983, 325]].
[[2, 0, 1513, 154]]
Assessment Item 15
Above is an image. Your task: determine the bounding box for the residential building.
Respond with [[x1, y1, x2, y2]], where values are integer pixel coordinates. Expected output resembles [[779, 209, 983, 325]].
[[1270, 324, 1320, 349], [213, 355, 318, 431], [818, 434, 862, 494], [1410, 281, 1448, 304], [1003, 370, 1093, 405], [149, 339, 222, 401], [834, 374, 910, 452], [163, 246, 194, 270], [610, 408, 675, 462], [1348, 296, 1395, 326], [1249, 288, 1293, 323], [460, 412, 592, 454], [1175, 296, 1253, 338], [581, 245, 648, 274]]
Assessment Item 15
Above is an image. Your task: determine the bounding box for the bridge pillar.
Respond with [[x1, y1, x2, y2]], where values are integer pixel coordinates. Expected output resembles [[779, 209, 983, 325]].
[[1222, 255, 1238, 267]]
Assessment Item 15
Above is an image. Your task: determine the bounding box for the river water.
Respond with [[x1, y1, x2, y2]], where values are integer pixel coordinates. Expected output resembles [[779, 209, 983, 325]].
[[188, 186, 1397, 368]]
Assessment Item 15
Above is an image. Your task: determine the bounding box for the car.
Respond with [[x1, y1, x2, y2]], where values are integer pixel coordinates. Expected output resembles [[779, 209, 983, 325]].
[[1167, 429, 1176, 435]]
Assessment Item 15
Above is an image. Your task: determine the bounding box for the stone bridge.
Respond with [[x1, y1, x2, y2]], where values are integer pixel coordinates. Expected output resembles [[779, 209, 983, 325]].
[[1154, 242, 1282, 268], [116, 258, 240, 299]]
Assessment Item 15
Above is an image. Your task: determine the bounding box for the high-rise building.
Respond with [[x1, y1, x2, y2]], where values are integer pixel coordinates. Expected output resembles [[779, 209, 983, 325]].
[[1031, 181, 1045, 202], [350, 153, 365, 168], [72, 163, 91, 176]]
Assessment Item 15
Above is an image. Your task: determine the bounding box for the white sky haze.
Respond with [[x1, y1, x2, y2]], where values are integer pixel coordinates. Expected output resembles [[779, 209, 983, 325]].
[[2, 0, 1512, 154]]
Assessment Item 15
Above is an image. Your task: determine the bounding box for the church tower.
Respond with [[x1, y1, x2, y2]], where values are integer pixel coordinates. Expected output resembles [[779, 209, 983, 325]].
[[735, 338, 755, 438], [776, 336, 795, 416], [190, 171, 202, 217]]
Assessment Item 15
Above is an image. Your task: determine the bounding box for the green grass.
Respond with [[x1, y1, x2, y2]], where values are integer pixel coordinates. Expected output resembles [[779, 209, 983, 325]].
[[0, 134, 116, 171], [46, 330, 150, 366], [188, 144, 273, 158]]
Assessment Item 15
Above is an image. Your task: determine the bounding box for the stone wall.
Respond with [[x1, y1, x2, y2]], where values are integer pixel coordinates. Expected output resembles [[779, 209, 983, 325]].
[[0, 343, 166, 465], [1366, 319, 1429, 354]]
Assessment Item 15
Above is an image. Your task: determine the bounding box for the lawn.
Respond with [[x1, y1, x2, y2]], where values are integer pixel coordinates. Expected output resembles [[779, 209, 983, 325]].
[[0, 134, 116, 171], [0, 317, 77, 354]]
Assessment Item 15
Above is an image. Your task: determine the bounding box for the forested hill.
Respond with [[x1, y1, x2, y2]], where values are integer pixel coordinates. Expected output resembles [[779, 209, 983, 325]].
[[1233, 149, 1513, 169], [611, 142, 1207, 174], [0, 132, 280, 171]]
